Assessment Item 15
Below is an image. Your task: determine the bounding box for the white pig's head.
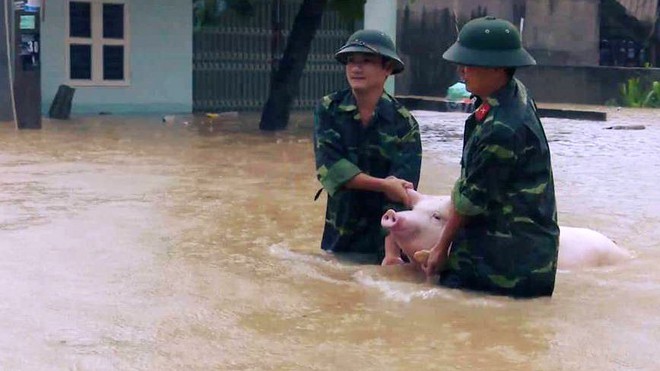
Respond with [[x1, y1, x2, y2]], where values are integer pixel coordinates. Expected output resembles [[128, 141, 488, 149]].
[[381, 189, 451, 253]]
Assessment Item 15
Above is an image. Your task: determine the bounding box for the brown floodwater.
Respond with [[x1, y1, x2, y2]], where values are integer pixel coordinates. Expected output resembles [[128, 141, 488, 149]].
[[0, 108, 658, 370]]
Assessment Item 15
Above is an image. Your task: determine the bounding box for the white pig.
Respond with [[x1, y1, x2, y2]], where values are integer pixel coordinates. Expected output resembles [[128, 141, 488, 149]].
[[381, 189, 632, 270]]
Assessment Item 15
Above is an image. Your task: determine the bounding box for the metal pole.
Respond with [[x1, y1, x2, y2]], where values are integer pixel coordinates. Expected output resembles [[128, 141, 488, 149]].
[[4, 0, 18, 129]]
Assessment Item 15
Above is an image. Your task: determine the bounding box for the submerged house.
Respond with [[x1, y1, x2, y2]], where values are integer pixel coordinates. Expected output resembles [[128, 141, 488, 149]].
[[0, 0, 351, 119], [40, 0, 193, 114]]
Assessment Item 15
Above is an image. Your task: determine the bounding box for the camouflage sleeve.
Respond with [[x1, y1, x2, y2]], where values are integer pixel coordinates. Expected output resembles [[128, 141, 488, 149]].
[[452, 119, 518, 216], [389, 107, 422, 188], [313, 98, 361, 197]]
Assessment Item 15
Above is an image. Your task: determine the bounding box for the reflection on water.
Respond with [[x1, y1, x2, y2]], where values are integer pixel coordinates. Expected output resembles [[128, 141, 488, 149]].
[[0, 109, 658, 370]]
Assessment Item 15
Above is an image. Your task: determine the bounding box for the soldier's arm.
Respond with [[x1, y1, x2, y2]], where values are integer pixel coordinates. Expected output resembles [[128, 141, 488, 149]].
[[314, 100, 412, 205], [423, 123, 517, 275], [453, 120, 519, 217], [389, 109, 422, 189], [313, 100, 361, 197], [345, 174, 412, 206]]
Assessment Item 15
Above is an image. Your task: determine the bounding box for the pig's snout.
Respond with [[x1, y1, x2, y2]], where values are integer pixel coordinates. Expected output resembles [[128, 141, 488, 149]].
[[381, 209, 399, 229]]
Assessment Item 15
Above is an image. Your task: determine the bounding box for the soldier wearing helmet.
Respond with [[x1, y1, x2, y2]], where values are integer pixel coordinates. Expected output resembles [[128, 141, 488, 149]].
[[422, 17, 560, 298], [313, 30, 422, 264]]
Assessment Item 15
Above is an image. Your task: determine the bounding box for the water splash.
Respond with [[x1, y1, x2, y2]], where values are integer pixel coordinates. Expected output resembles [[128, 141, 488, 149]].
[[267, 243, 354, 285], [353, 270, 449, 303]]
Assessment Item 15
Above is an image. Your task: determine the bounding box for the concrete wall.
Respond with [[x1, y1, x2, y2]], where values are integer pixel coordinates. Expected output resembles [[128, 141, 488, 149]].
[[518, 65, 660, 105], [41, 0, 192, 115], [524, 0, 600, 65], [395, 0, 602, 97]]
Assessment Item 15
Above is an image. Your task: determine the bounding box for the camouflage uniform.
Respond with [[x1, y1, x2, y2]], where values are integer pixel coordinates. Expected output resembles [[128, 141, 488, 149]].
[[313, 88, 422, 263], [441, 78, 560, 297]]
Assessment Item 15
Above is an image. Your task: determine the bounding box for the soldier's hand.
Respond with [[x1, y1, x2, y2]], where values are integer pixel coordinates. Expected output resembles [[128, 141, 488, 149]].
[[422, 245, 447, 277], [382, 176, 413, 205]]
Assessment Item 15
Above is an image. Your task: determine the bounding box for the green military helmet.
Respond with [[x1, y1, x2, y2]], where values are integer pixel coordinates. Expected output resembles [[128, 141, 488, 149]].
[[443, 16, 536, 67], [335, 29, 405, 74]]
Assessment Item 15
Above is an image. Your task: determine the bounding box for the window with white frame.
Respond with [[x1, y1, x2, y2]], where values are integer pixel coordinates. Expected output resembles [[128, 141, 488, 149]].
[[66, 0, 129, 85]]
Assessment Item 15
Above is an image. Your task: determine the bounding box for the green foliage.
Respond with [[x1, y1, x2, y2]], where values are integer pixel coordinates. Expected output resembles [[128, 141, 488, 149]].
[[620, 78, 645, 107], [619, 78, 660, 108], [644, 81, 660, 108], [193, 0, 255, 29], [330, 0, 419, 22], [329, 0, 366, 21], [228, 0, 256, 17]]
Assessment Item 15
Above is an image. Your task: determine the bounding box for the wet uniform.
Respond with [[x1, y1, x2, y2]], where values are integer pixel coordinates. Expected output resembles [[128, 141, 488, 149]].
[[442, 78, 560, 297], [313, 89, 422, 263]]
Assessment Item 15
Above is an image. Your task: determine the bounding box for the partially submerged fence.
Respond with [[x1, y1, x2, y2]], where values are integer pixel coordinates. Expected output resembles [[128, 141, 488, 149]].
[[193, 0, 353, 113]]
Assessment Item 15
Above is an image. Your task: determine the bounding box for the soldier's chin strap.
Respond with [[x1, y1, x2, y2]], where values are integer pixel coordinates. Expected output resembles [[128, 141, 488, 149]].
[[314, 188, 324, 201]]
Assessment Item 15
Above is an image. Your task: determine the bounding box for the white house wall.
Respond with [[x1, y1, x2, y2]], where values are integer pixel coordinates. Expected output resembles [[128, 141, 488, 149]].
[[41, 0, 192, 115]]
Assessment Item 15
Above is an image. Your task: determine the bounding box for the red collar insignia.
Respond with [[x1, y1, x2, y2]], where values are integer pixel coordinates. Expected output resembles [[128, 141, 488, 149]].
[[474, 102, 491, 121]]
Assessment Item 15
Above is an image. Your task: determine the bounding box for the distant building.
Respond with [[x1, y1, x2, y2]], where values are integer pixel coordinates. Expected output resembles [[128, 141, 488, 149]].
[[601, 0, 659, 67], [395, 0, 659, 97]]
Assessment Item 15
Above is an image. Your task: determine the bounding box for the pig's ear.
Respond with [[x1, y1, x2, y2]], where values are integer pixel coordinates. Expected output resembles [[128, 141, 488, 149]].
[[406, 189, 423, 207]]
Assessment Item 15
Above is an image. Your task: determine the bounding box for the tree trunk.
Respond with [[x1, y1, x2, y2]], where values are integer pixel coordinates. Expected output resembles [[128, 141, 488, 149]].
[[259, 0, 328, 131]]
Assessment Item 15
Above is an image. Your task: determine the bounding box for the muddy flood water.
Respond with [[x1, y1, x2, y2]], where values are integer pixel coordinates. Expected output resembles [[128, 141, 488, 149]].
[[1, 108, 658, 370]]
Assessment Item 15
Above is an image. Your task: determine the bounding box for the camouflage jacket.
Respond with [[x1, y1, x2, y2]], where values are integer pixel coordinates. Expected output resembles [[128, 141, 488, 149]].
[[313, 89, 422, 263], [442, 78, 560, 297]]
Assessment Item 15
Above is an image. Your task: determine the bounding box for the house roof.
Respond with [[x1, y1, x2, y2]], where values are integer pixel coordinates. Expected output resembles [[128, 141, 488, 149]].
[[615, 0, 659, 25]]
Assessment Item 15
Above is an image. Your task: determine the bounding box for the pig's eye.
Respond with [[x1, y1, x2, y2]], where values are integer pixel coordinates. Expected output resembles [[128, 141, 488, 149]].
[[432, 212, 442, 221]]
